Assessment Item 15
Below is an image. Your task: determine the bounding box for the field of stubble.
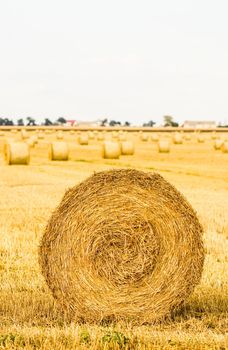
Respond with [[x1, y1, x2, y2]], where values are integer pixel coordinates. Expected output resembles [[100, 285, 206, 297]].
[[0, 130, 227, 349]]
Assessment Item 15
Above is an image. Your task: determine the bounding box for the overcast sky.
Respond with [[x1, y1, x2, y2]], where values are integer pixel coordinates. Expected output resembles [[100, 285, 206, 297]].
[[0, 0, 228, 125]]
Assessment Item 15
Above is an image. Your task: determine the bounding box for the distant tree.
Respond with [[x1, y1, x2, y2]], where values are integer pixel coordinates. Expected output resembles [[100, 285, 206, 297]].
[[163, 115, 179, 127], [44, 118, 53, 126], [100, 118, 108, 126], [109, 120, 121, 126], [26, 117, 36, 126], [0, 118, 14, 125], [124, 121, 131, 126], [56, 117, 67, 124], [143, 120, 156, 127], [4, 118, 14, 125], [17, 118, 24, 126]]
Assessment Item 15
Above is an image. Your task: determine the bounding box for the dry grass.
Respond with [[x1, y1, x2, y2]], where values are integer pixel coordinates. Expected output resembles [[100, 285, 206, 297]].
[[0, 130, 227, 349]]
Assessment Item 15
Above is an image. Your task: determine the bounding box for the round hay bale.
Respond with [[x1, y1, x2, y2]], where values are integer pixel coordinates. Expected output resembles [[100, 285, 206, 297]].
[[102, 141, 120, 159], [140, 133, 148, 142], [97, 133, 104, 141], [118, 134, 127, 141], [158, 140, 170, 153], [222, 141, 228, 153], [26, 137, 36, 148], [151, 133, 159, 142], [10, 129, 18, 134], [49, 142, 69, 161], [112, 131, 119, 139], [56, 131, 63, 140], [211, 132, 217, 140], [4, 142, 30, 165], [120, 141, 134, 155], [88, 131, 95, 140], [78, 134, 89, 145], [197, 135, 205, 143], [39, 169, 204, 324], [45, 129, 51, 134], [184, 134, 191, 141], [21, 129, 28, 139], [70, 130, 75, 135], [173, 133, 183, 144], [214, 139, 224, 150], [38, 132, 45, 140]]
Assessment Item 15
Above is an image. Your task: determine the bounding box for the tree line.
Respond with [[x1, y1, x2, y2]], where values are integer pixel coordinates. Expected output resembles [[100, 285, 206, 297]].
[[0, 116, 179, 127]]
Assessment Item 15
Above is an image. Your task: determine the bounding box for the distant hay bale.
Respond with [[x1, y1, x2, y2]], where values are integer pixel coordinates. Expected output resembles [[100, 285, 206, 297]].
[[88, 131, 95, 140], [21, 129, 28, 139], [102, 141, 121, 159], [184, 134, 191, 141], [10, 129, 18, 134], [197, 135, 205, 143], [4, 142, 30, 165], [214, 139, 224, 150], [45, 129, 51, 134], [140, 133, 148, 142], [38, 132, 45, 139], [97, 133, 104, 141], [158, 140, 170, 153], [78, 134, 89, 145], [222, 141, 228, 153], [70, 130, 75, 135], [118, 134, 127, 141], [39, 169, 204, 324], [56, 131, 63, 140], [112, 131, 119, 139], [26, 137, 36, 148], [120, 141, 134, 155], [0, 131, 5, 136], [49, 142, 69, 161], [151, 133, 159, 142], [211, 132, 217, 140], [173, 133, 183, 144]]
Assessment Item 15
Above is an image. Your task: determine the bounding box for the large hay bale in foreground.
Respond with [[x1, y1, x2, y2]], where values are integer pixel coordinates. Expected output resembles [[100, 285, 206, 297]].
[[49, 142, 69, 161], [102, 141, 120, 159], [39, 169, 204, 324], [4, 142, 30, 165], [120, 141, 134, 155], [158, 140, 170, 153]]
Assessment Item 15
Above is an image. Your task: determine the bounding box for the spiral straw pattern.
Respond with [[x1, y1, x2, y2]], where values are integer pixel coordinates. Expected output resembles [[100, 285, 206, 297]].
[[39, 169, 204, 323]]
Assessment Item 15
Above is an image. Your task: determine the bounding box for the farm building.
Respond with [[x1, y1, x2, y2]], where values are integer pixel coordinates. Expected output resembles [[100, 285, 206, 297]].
[[183, 120, 216, 129]]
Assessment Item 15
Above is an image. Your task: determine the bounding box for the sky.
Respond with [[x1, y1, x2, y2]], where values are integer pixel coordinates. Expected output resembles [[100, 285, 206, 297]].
[[0, 0, 228, 126]]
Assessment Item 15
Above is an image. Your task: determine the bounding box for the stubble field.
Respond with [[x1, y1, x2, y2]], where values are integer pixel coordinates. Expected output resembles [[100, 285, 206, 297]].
[[0, 130, 227, 349]]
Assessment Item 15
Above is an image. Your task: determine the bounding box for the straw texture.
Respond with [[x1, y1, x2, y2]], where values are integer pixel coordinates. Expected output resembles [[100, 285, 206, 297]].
[[39, 169, 204, 324]]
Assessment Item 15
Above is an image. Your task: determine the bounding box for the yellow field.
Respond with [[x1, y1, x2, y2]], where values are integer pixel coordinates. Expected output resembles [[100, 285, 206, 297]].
[[0, 130, 227, 349]]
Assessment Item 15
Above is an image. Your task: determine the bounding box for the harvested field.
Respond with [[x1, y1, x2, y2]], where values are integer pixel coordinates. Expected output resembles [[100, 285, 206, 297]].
[[0, 129, 227, 349]]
